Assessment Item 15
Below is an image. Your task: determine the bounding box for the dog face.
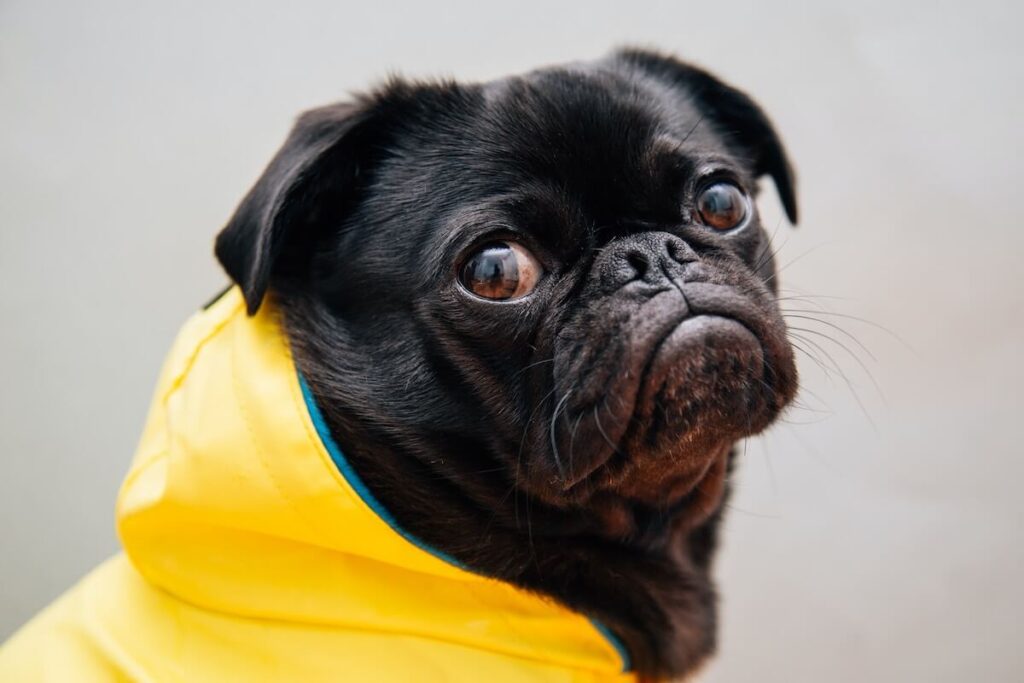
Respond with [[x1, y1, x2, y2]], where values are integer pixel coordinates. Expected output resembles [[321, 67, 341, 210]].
[[216, 49, 798, 539]]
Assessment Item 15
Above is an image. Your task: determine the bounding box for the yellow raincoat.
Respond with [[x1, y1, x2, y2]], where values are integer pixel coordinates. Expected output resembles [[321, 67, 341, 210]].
[[0, 288, 635, 682]]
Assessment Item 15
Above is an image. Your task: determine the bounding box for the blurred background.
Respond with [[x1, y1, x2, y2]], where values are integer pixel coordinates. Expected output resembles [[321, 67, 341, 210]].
[[1, 1, 1021, 680]]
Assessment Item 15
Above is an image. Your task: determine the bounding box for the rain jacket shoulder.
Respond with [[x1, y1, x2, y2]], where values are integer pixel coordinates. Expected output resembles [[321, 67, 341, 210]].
[[0, 288, 635, 682]]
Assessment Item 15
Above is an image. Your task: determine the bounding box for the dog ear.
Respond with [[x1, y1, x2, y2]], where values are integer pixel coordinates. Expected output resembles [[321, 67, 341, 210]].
[[614, 48, 798, 225], [215, 101, 377, 314]]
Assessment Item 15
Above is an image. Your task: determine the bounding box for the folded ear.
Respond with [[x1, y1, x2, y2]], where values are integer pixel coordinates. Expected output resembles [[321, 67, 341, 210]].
[[614, 48, 798, 225], [215, 101, 375, 314]]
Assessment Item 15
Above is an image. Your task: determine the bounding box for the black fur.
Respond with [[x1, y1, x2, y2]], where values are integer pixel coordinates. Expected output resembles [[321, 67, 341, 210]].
[[216, 48, 799, 679]]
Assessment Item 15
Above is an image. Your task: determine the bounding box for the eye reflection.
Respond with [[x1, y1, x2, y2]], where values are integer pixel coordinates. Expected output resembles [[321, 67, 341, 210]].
[[697, 182, 749, 231], [459, 242, 542, 300]]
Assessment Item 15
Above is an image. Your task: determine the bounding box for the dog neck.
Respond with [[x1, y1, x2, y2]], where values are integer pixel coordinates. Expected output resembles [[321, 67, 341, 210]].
[[283, 295, 729, 680]]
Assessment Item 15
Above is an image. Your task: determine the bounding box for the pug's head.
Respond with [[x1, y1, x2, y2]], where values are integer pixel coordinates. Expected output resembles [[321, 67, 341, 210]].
[[216, 47, 798, 543]]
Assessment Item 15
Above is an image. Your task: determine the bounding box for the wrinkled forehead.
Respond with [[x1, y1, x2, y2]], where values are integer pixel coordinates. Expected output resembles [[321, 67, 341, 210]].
[[489, 67, 733, 162], [370, 67, 763, 275], [434, 67, 751, 229]]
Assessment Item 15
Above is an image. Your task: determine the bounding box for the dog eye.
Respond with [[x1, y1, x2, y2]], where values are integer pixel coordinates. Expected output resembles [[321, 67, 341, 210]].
[[696, 182, 749, 231], [459, 241, 542, 301]]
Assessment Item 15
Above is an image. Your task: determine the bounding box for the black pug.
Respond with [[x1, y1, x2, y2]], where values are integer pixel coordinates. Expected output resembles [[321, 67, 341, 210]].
[[217, 48, 798, 680]]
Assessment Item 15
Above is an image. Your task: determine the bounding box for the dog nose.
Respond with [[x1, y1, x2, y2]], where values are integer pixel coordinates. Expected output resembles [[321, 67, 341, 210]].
[[612, 232, 698, 285]]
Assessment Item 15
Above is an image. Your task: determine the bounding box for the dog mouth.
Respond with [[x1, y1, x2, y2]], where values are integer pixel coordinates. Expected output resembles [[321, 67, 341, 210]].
[[537, 282, 793, 508], [605, 312, 766, 499]]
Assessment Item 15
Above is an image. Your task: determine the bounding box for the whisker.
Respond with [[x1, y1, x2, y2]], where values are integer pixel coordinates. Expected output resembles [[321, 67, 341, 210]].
[[678, 114, 706, 145], [568, 411, 585, 481], [788, 331, 850, 380], [549, 390, 574, 478], [722, 503, 781, 520], [783, 313, 878, 363], [776, 291, 850, 303], [788, 337, 838, 377], [593, 403, 622, 456], [781, 308, 915, 353], [787, 328, 878, 429], [753, 217, 789, 275], [761, 242, 838, 286], [516, 386, 558, 534], [512, 357, 555, 379], [787, 325, 885, 404]]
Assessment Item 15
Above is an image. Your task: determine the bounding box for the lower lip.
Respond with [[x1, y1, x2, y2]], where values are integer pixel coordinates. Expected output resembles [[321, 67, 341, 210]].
[[665, 314, 760, 350]]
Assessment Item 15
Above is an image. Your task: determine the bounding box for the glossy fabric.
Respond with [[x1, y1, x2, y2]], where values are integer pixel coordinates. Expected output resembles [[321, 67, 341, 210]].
[[0, 288, 633, 682]]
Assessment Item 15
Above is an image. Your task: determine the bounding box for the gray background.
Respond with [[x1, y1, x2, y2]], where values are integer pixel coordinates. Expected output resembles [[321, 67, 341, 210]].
[[2, 1, 1021, 680]]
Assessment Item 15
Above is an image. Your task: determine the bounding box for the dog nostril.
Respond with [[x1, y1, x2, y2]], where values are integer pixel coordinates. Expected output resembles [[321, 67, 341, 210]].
[[625, 251, 649, 279], [665, 239, 696, 265]]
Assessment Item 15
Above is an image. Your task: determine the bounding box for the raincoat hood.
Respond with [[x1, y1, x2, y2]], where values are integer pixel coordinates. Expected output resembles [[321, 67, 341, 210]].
[[0, 287, 634, 682]]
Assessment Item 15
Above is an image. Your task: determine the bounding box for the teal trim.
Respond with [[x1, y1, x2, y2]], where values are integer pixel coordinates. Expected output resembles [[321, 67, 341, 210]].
[[298, 372, 464, 568], [298, 371, 631, 672], [588, 618, 632, 671]]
